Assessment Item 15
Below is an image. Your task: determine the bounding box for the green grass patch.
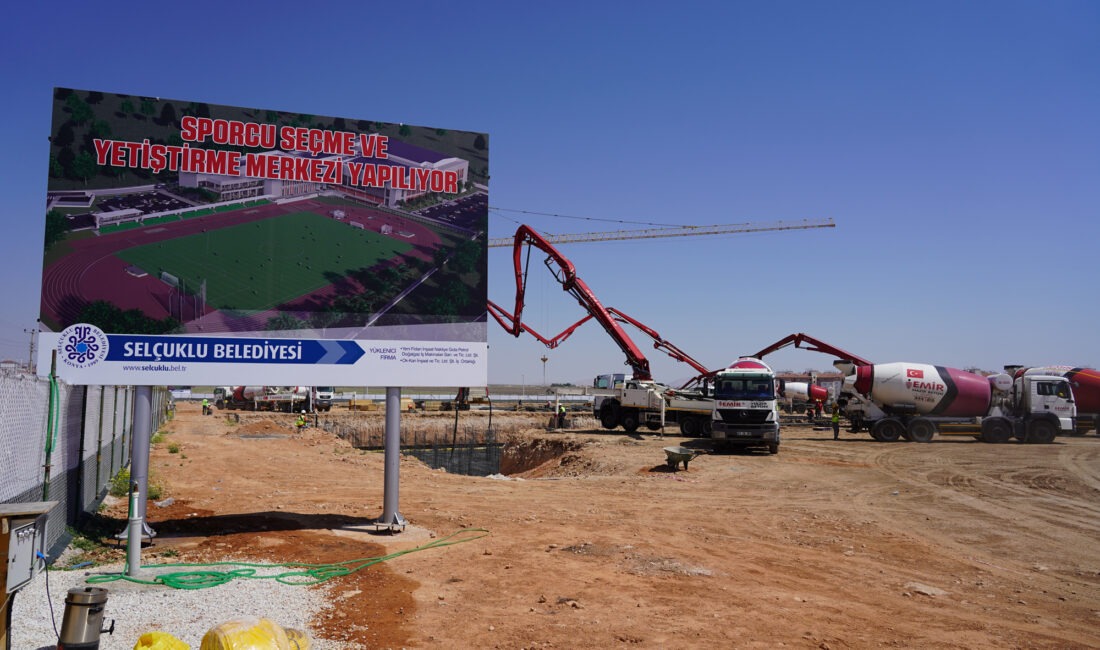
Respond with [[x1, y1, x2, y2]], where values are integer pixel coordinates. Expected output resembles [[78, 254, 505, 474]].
[[115, 211, 413, 311], [108, 467, 164, 500]]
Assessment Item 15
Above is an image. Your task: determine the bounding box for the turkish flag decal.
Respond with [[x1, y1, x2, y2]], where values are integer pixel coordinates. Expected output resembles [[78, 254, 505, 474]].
[[906, 368, 924, 379]]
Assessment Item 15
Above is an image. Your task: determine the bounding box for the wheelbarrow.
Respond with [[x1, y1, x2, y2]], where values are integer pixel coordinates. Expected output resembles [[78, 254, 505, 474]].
[[663, 446, 703, 471]]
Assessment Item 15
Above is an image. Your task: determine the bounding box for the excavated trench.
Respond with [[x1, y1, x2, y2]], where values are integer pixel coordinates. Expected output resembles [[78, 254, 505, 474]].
[[403, 436, 587, 477], [499, 437, 587, 475]]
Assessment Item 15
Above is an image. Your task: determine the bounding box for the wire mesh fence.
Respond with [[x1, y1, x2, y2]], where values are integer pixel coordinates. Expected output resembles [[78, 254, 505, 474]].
[[0, 369, 168, 555]]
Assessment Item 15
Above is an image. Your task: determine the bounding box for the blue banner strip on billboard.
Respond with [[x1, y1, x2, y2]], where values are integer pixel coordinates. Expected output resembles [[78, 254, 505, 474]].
[[104, 335, 364, 365]]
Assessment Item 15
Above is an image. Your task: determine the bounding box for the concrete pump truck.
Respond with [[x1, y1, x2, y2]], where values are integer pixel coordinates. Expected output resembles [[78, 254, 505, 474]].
[[487, 224, 782, 453]]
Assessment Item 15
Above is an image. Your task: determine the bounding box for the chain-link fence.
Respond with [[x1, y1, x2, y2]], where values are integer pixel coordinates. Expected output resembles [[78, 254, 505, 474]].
[[0, 369, 169, 555]]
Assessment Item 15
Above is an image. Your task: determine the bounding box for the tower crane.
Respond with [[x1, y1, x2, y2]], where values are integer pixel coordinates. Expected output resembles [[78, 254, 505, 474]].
[[487, 218, 834, 248]]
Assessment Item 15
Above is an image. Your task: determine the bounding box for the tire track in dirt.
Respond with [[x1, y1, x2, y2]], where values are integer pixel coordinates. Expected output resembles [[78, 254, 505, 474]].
[[841, 438, 1100, 594]]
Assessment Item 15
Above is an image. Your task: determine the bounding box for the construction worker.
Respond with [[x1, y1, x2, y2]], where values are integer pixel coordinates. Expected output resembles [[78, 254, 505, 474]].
[[831, 404, 841, 440], [558, 403, 567, 429], [201, 397, 210, 416], [296, 410, 307, 431]]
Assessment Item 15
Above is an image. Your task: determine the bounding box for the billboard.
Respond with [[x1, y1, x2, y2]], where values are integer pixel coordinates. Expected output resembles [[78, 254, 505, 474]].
[[38, 88, 488, 385]]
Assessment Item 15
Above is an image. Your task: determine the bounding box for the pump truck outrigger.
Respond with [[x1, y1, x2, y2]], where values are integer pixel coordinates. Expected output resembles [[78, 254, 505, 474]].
[[487, 224, 782, 453]]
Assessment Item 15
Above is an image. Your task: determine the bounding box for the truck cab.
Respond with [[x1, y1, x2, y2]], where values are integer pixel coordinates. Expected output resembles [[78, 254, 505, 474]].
[[1003, 375, 1075, 433], [312, 386, 335, 413], [593, 373, 628, 390], [710, 358, 781, 454]]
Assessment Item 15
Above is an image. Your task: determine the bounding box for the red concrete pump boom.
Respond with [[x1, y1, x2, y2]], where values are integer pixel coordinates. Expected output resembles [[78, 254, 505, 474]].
[[752, 333, 873, 367], [486, 224, 712, 382]]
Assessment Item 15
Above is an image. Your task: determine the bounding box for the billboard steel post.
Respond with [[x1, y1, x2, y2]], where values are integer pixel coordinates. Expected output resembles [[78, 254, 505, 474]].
[[125, 385, 154, 576], [378, 386, 406, 531]]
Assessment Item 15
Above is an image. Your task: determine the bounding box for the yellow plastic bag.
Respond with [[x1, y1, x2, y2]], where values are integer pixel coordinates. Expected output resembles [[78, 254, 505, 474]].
[[134, 631, 190, 650], [284, 628, 312, 650], [199, 617, 291, 650]]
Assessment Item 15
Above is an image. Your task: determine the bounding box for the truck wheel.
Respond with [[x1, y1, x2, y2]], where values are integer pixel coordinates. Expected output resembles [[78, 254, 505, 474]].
[[645, 422, 663, 431], [768, 442, 779, 454], [980, 418, 1011, 443], [621, 410, 640, 433], [1026, 418, 1057, 444], [907, 418, 936, 443], [600, 403, 620, 429], [872, 418, 903, 442], [701, 419, 713, 436], [679, 417, 699, 437]]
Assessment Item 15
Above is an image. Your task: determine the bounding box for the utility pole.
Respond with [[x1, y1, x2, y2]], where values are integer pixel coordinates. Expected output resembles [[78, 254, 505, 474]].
[[23, 327, 36, 372]]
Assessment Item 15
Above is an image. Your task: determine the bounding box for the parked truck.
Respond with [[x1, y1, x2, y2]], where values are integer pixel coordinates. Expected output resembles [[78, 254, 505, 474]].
[[710, 358, 782, 454], [311, 386, 335, 412], [842, 362, 1075, 443], [593, 373, 714, 435], [223, 386, 311, 412], [1009, 366, 1099, 434], [213, 386, 232, 409], [780, 381, 828, 407], [593, 357, 782, 454]]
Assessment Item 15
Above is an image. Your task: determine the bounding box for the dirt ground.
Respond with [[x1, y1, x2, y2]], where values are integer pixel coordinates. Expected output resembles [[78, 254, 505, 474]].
[[116, 402, 1100, 649]]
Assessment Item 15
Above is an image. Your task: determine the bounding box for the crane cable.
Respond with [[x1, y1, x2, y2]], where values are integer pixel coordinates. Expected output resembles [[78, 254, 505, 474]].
[[85, 528, 489, 590]]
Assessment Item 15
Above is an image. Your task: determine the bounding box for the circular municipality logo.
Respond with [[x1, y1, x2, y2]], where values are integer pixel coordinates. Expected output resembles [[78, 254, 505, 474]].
[[57, 323, 110, 369]]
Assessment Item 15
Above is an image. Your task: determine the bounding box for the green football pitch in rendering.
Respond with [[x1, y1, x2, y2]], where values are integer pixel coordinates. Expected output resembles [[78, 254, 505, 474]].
[[117, 211, 415, 311]]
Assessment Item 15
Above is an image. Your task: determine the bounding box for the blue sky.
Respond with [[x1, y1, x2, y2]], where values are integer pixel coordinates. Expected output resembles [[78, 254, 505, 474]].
[[1, 1, 1097, 385]]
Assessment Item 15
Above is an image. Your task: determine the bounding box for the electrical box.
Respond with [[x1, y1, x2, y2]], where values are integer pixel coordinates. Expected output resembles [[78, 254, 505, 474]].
[[7, 514, 47, 592], [2, 501, 55, 594]]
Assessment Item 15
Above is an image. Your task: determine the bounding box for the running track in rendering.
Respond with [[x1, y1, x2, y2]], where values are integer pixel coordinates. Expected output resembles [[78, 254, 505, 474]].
[[40, 199, 443, 334]]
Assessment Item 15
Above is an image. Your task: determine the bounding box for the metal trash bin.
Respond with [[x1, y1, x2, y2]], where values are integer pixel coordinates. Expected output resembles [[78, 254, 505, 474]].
[[57, 587, 111, 649]]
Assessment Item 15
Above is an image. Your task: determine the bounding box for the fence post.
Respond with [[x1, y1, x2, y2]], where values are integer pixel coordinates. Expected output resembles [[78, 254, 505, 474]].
[[96, 387, 105, 493]]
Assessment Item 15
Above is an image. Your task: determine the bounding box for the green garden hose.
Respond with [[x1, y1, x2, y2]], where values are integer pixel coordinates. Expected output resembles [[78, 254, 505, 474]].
[[86, 527, 489, 590], [42, 372, 60, 500]]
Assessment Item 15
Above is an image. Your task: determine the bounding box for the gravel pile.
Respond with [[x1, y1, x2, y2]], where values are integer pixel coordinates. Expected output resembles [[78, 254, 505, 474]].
[[10, 561, 351, 649]]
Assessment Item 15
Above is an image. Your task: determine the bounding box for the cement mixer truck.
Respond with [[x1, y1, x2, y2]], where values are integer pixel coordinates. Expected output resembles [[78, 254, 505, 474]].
[[781, 382, 828, 405], [1010, 366, 1099, 434], [842, 362, 1075, 443]]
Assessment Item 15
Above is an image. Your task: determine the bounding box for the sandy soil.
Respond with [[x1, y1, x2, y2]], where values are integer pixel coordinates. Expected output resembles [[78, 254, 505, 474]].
[[122, 402, 1100, 649]]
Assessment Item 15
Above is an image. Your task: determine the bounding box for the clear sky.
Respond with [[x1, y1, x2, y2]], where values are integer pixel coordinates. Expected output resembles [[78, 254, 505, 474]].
[[1, 1, 1097, 385]]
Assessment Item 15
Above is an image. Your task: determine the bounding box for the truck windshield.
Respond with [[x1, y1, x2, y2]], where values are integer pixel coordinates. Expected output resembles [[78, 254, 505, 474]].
[[1036, 381, 1070, 399], [593, 374, 627, 389], [715, 376, 774, 400], [315, 386, 334, 392]]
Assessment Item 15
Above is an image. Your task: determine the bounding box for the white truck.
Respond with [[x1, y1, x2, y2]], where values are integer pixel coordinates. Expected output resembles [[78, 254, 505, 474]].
[[593, 373, 714, 435], [312, 386, 335, 412], [594, 357, 782, 454], [709, 358, 782, 454], [841, 362, 1075, 443]]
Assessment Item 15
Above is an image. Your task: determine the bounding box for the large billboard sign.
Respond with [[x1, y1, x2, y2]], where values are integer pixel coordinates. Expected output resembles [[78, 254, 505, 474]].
[[38, 88, 488, 386]]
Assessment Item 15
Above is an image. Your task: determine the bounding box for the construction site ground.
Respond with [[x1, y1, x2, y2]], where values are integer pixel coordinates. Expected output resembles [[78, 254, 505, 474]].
[[109, 402, 1100, 648]]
